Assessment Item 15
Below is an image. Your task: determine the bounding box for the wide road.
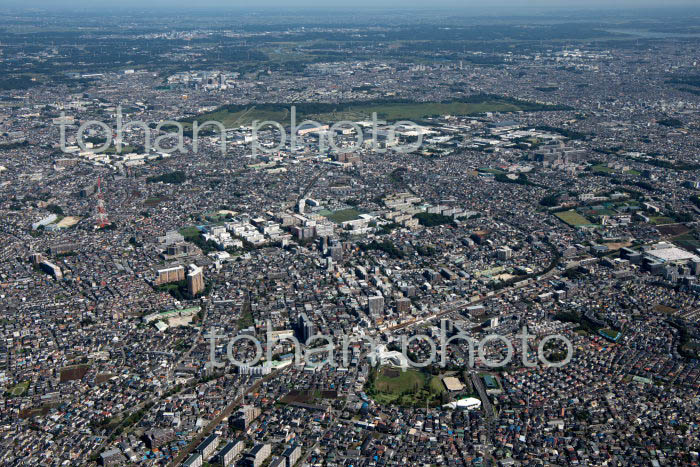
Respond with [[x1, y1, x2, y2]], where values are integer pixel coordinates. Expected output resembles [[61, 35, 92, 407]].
[[471, 371, 497, 465]]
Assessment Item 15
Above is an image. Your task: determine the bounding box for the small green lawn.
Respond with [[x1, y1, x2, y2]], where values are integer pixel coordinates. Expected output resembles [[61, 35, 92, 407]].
[[179, 226, 201, 239], [592, 164, 614, 174], [238, 310, 254, 329], [429, 376, 445, 393], [649, 216, 675, 225], [323, 208, 362, 224], [555, 210, 594, 227], [9, 381, 30, 397], [600, 328, 622, 342]]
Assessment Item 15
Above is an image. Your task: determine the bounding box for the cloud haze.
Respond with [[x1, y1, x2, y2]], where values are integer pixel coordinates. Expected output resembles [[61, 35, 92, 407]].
[[5, 0, 700, 9]]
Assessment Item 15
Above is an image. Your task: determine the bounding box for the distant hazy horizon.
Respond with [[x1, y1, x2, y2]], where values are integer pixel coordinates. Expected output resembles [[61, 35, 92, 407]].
[[3, 0, 700, 12]]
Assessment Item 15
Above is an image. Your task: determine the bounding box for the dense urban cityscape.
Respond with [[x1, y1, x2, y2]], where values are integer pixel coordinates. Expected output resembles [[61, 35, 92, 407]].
[[0, 3, 699, 466]]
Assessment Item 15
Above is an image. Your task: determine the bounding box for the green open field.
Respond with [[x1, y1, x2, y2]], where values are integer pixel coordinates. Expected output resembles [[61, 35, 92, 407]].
[[144, 196, 169, 207], [178, 226, 202, 239], [581, 205, 617, 217], [591, 163, 614, 174], [323, 208, 362, 224], [374, 367, 424, 393], [649, 216, 675, 225], [600, 329, 622, 342], [311, 101, 525, 122], [673, 232, 700, 251], [186, 106, 290, 129], [554, 210, 594, 227], [238, 309, 254, 329], [367, 366, 445, 407], [178, 96, 566, 128], [8, 381, 30, 397], [203, 211, 232, 222], [104, 144, 137, 155], [591, 164, 640, 176]]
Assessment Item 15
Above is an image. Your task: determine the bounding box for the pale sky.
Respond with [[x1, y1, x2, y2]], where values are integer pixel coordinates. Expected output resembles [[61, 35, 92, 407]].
[[4, 0, 699, 10]]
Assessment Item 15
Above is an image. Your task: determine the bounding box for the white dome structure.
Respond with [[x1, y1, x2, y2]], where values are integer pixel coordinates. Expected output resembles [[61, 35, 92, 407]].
[[443, 397, 481, 411]]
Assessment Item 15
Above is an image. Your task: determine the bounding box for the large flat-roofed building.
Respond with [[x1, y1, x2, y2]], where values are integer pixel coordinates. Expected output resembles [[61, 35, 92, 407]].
[[163, 242, 197, 259], [217, 439, 245, 466], [470, 229, 490, 244], [483, 374, 500, 391], [40, 260, 63, 279], [183, 453, 203, 467], [159, 230, 185, 245], [143, 306, 199, 324], [368, 295, 384, 317], [230, 405, 261, 431], [396, 297, 411, 313], [443, 397, 482, 411], [645, 243, 700, 264], [100, 448, 126, 466], [296, 123, 329, 136], [442, 376, 465, 392], [29, 253, 43, 265], [243, 444, 271, 467], [187, 263, 205, 296], [32, 214, 57, 230], [497, 246, 512, 260], [49, 243, 77, 255], [196, 433, 220, 460], [282, 445, 302, 467], [154, 265, 185, 285], [143, 428, 176, 449], [466, 305, 485, 318]]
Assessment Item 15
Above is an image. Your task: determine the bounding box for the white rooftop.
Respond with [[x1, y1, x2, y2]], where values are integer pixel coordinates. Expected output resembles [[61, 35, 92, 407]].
[[646, 245, 699, 263], [443, 397, 481, 410]]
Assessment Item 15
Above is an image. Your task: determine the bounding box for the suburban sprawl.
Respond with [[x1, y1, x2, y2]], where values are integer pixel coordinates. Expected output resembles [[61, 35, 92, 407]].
[[0, 6, 699, 467]]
